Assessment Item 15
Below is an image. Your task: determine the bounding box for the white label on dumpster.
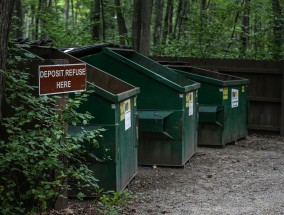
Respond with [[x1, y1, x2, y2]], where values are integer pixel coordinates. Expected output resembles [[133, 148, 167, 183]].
[[189, 92, 194, 116], [231, 89, 239, 108], [124, 99, 131, 130]]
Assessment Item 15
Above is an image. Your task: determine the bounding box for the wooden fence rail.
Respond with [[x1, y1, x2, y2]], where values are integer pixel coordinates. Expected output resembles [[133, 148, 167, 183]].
[[151, 56, 284, 136]]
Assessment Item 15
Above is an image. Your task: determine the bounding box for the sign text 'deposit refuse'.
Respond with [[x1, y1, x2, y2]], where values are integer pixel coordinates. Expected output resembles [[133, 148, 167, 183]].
[[39, 64, 87, 95]]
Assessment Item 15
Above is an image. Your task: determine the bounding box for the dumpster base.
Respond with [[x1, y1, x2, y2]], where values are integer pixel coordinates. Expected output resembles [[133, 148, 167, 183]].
[[138, 136, 192, 167], [198, 124, 248, 147]]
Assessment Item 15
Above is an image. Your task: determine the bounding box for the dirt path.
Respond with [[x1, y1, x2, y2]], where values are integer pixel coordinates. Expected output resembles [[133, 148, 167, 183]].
[[124, 135, 284, 215]]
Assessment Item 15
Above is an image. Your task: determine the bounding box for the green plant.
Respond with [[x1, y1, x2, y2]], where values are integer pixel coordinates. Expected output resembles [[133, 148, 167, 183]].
[[0, 58, 104, 214], [96, 190, 136, 215]]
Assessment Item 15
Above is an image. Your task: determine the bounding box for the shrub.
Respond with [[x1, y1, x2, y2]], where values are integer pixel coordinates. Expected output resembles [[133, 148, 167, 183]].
[[0, 65, 102, 214]]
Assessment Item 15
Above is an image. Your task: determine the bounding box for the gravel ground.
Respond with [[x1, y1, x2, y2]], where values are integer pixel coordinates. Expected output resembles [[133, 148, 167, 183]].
[[53, 134, 284, 215], [123, 134, 284, 215]]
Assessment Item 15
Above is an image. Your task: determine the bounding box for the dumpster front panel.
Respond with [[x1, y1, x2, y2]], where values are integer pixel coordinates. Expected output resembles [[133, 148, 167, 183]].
[[138, 110, 184, 166], [138, 91, 198, 166]]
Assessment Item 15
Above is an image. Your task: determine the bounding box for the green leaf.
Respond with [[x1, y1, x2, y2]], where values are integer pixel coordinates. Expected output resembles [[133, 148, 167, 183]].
[[15, 56, 21, 61]]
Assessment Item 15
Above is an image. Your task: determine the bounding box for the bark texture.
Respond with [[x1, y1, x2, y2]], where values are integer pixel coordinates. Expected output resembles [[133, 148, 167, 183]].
[[114, 0, 128, 45], [0, 0, 16, 121]]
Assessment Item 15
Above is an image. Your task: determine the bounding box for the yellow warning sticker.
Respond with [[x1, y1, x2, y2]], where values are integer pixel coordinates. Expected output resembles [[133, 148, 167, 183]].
[[120, 102, 125, 121], [186, 93, 189, 107], [223, 87, 228, 100], [134, 97, 137, 106], [242, 85, 245, 93]]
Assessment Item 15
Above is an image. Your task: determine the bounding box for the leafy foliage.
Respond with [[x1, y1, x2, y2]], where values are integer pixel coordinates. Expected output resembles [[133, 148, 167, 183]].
[[0, 63, 102, 214], [17, 0, 283, 59], [97, 190, 136, 215]]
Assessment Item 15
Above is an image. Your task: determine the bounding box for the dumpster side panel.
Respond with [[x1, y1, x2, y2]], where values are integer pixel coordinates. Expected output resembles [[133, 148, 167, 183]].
[[118, 97, 138, 190], [182, 91, 198, 162], [240, 84, 249, 138], [227, 84, 248, 142], [196, 82, 225, 146]]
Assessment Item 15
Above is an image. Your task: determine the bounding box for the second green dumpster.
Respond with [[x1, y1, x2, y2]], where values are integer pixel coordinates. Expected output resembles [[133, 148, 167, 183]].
[[69, 46, 200, 166], [168, 65, 248, 147]]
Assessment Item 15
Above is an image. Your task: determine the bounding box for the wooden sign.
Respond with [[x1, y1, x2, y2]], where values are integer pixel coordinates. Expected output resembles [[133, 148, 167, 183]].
[[39, 64, 86, 95]]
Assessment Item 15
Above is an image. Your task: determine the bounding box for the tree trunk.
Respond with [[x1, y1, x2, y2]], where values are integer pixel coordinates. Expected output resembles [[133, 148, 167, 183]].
[[101, 0, 105, 41], [162, 0, 173, 45], [132, 0, 142, 51], [92, 0, 101, 40], [71, 0, 74, 26], [153, 0, 163, 46], [0, 0, 16, 121], [31, 4, 36, 40], [271, 0, 283, 59], [12, 0, 23, 39], [64, 0, 69, 23], [227, 0, 245, 50], [139, 0, 153, 55], [174, 0, 187, 39], [25, 7, 30, 38], [114, 0, 128, 45], [35, 0, 42, 40], [240, 0, 250, 57], [178, 1, 187, 40], [200, 0, 206, 10], [168, 0, 173, 36]]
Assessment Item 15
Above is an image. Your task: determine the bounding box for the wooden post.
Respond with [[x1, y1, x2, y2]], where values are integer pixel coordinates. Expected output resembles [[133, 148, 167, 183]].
[[53, 59, 69, 211]]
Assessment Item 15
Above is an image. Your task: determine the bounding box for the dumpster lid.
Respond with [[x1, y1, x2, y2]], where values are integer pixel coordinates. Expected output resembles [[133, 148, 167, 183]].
[[103, 48, 200, 93], [61, 43, 131, 58], [61, 43, 115, 57], [22, 46, 140, 103], [170, 65, 248, 86], [138, 110, 174, 119]]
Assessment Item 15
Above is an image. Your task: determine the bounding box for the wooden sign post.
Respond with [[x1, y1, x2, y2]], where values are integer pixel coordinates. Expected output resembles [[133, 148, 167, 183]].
[[39, 61, 87, 211]]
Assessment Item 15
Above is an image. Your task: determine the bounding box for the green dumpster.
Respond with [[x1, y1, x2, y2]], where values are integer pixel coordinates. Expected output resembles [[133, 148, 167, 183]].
[[23, 46, 140, 192], [167, 65, 248, 147], [68, 46, 200, 167]]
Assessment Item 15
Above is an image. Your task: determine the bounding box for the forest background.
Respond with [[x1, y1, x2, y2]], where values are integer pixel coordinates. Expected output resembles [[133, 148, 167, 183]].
[[10, 0, 284, 60]]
